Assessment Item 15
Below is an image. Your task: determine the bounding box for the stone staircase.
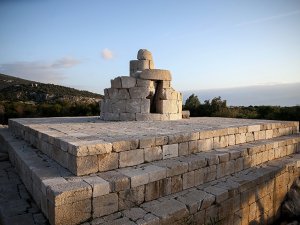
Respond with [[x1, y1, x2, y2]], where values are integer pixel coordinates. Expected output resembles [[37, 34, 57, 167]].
[[1, 117, 300, 225]]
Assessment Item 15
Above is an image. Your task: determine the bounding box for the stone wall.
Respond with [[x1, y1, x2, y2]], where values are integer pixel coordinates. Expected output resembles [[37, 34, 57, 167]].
[[100, 49, 182, 121]]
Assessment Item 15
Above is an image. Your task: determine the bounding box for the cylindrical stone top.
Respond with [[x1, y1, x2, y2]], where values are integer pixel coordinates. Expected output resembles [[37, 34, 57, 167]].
[[137, 49, 153, 61]]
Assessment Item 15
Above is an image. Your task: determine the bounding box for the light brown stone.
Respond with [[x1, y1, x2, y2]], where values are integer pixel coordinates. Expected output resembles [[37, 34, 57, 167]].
[[119, 149, 144, 167], [138, 69, 172, 81], [93, 193, 119, 218], [48, 199, 91, 225]]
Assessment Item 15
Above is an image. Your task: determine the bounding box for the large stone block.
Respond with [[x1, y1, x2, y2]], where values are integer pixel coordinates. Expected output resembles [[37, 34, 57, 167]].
[[160, 88, 178, 100], [119, 149, 144, 167], [126, 99, 142, 113], [136, 79, 155, 87], [99, 171, 130, 192], [103, 112, 120, 121], [140, 137, 156, 148], [129, 87, 151, 99], [83, 176, 110, 197], [117, 89, 130, 99], [182, 171, 195, 189], [144, 146, 162, 162], [68, 155, 98, 176], [93, 193, 119, 218], [111, 77, 122, 88], [120, 113, 136, 121], [178, 142, 189, 156], [138, 69, 172, 81], [157, 100, 178, 114], [110, 99, 126, 113], [130, 60, 153, 76], [120, 76, 136, 88], [169, 113, 182, 120], [107, 88, 119, 99], [47, 181, 92, 206], [141, 99, 150, 113], [136, 113, 162, 121], [121, 168, 149, 188], [119, 186, 145, 210], [48, 199, 91, 225], [137, 49, 153, 60], [112, 139, 139, 152], [162, 144, 178, 159], [98, 152, 119, 172], [198, 138, 213, 151], [142, 199, 188, 225], [145, 181, 160, 201]]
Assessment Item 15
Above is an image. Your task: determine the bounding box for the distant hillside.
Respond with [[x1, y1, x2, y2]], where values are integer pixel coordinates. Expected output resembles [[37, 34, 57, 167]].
[[0, 73, 103, 103]]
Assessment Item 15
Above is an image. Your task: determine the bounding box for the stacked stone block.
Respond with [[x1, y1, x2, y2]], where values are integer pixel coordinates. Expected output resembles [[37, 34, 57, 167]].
[[100, 49, 182, 121], [2, 117, 300, 225]]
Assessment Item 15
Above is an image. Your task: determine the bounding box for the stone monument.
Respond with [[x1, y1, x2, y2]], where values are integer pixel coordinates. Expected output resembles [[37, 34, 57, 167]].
[[100, 49, 182, 121]]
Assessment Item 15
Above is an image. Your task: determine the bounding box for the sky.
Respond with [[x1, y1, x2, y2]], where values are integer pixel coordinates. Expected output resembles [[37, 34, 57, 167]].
[[0, 0, 299, 105]]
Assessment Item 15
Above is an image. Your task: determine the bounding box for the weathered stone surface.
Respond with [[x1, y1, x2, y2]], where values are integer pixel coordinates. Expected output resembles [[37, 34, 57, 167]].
[[98, 171, 130, 192], [93, 193, 118, 218], [157, 100, 178, 114], [47, 181, 92, 206], [120, 76, 136, 88], [137, 49, 153, 60], [119, 149, 144, 167], [130, 60, 154, 76], [68, 155, 98, 176], [141, 99, 151, 113], [136, 113, 162, 121], [135, 78, 154, 87], [111, 77, 122, 88], [142, 199, 189, 224], [110, 99, 126, 113], [126, 99, 142, 113], [121, 168, 149, 188], [48, 199, 91, 225], [129, 87, 151, 99], [119, 186, 145, 210], [120, 113, 136, 121], [138, 69, 172, 81], [182, 110, 190, 119], [144, 146, 162, 162], [83, 176, 110, 197], [2, 121, 300, 225], [162, 144, 178, 159]]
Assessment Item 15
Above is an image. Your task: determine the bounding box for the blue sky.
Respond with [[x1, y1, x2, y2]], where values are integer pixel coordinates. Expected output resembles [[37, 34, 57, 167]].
[[0, 0, 300, 98]]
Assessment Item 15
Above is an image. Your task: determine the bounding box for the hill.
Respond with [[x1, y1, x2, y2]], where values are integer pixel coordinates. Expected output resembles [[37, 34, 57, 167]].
[[0, 73, 103, 124], [0, 73, 103, 103]]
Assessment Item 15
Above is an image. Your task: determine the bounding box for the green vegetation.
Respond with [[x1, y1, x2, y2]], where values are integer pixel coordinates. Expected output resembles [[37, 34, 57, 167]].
[[0, 101, 100, 124], [0, 73, 102, 124], [0, 73, 102, 102], [183, 94, 300, 122]]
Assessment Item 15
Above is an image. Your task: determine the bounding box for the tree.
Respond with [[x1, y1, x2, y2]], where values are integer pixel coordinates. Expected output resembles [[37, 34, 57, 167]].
[[184, 94, 200, 116], [210, 96, 227, 116]]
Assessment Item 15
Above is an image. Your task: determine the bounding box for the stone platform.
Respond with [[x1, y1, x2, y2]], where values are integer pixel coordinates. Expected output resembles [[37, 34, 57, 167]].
[[8, 117, 299, 176], [1, 117, 300, 225]]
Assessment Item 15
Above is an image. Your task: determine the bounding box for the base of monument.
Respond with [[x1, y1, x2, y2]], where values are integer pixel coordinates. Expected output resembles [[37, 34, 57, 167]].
[[1, 117, 300, 225]]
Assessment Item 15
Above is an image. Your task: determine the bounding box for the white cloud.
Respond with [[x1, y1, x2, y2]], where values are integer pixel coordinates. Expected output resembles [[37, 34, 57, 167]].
[[0, 56, 81, 83], [236, 10, 300, 27], [101, 48, 114, 60], [51, 56, 81, 68]]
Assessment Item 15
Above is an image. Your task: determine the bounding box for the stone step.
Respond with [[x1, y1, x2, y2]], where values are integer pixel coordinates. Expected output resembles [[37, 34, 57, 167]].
[[86, 154, 300, 225], [8, 117, 299, 175], [1, 127, 300, 225]]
